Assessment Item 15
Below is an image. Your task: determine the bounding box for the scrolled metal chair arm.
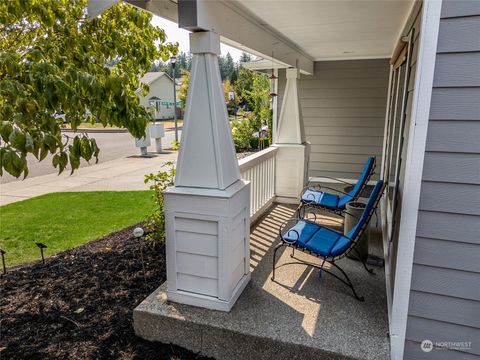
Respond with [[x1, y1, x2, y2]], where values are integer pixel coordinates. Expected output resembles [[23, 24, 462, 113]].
[[283, 229, 300, 244]]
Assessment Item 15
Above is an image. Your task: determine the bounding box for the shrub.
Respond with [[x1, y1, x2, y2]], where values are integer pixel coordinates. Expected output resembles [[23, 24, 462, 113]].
[[249, 137, 270, 150], [171, 140, 180, 150], [249, 137, 259, 149], [144, 162, 175, 245], [231, 119, 253, 152]]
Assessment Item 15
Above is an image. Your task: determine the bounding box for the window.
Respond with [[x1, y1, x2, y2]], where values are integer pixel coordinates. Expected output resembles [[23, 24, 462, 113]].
[[383, 30, 414, 242]]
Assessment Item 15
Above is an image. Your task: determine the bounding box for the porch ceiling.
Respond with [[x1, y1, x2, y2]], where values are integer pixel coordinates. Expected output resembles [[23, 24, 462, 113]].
[[234, 0, 414, 61]]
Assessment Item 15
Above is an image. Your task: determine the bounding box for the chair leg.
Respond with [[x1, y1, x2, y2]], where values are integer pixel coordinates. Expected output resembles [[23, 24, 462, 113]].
[[291, 247, 295, 258], [296, 204, 304, 219], [271, 243, 284, 281], [330, 262, 365, 301], [289, 253, 365, 301], [352, 248, 374, 274]]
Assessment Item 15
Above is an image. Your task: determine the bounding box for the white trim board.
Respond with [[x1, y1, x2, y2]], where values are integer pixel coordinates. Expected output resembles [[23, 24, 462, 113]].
[[381, 63, 394, 325], [388, 1, 442, 359]]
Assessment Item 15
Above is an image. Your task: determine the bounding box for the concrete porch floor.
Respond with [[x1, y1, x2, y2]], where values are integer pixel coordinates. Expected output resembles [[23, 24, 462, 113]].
[[133, 204, 390, 360]]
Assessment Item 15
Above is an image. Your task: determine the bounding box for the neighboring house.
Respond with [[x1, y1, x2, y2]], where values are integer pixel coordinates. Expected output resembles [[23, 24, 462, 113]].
[[138, 72, 175, 120], [90, 1, 479, 359]]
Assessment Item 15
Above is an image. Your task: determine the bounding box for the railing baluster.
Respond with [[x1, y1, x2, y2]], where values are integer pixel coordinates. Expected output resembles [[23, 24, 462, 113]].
[[239, 147, 278, 221]]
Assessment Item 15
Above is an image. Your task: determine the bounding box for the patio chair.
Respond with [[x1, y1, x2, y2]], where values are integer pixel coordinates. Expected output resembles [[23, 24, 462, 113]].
[[298, 156, 376, 217], [272, 180, 385, 301]]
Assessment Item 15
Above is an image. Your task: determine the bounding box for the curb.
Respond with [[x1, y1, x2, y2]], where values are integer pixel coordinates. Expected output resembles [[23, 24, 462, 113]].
[[61, 128, 128, 134], [61, 127, 182, 134]]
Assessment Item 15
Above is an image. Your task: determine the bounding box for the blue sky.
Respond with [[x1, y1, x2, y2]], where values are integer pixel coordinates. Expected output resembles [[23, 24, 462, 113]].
[[151, 16, 244, 61]]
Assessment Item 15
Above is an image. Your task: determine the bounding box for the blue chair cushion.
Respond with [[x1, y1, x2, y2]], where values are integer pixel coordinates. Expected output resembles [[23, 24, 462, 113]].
[[282, 220, 320, 247], [338, 157, 375, 208], [301, 189, 340, 209], [304, 227, 352, 257], [282, 222, 352, 258], [348, 180, 384, 239]]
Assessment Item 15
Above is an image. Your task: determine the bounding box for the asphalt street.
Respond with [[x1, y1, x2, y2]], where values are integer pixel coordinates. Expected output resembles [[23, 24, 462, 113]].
[[1, 129, 180, 184]]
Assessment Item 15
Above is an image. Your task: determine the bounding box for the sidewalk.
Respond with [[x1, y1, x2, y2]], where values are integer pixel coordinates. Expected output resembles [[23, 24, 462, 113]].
[[0, 152, 178, 206]]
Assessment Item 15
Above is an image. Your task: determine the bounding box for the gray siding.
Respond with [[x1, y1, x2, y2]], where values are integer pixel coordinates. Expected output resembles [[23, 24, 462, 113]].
[[277, 59, 389, 180], [404, 2, 480, 358]]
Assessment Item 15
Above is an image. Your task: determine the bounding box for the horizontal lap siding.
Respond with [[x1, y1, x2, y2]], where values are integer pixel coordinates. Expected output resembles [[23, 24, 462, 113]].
[[405, 2, 480, 358], [278, 59, 389, 181]]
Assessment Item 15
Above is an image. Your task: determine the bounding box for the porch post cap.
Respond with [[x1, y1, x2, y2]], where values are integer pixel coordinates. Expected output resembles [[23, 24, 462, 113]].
[[190, 31, 221, 55], [286, 68, 300, 79]]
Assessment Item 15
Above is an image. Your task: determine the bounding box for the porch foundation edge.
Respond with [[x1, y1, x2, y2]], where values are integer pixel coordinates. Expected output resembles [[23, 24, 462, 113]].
[[133, 282, 354, 360]]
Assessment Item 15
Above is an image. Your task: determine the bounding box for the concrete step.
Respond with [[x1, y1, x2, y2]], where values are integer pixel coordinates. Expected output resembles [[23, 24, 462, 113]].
[[133, 204, 390, 360]]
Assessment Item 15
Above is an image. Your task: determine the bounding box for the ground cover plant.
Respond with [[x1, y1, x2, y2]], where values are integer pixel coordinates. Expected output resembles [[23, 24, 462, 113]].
[[0, 191, 154, 266]]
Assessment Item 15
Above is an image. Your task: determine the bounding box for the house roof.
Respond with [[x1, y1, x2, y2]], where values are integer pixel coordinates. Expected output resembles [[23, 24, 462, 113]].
[[139, 72, 168, 85]]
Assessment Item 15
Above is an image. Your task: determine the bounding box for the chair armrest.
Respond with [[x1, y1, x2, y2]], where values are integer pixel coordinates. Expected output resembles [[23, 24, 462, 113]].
[[310, 176, 354, 185], [300, 184, 349, 197], [278, 218, 302, 243], [283, 229, 299, 244], [317, 185, 349, 195]]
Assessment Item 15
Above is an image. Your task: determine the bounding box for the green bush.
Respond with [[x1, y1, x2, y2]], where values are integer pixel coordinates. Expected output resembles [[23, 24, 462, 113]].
[[144, 162, 175, 245], [171, 140, 180, 150], [259, 137, 270, 148], [249, 137, 270, 150], [249, 137, 259, 149], [231, 119, 253, 152]]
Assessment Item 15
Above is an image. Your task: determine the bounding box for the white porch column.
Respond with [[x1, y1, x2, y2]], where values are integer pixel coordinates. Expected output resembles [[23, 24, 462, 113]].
[[163, 31, 251, 312], [273, 68, 310, 203]]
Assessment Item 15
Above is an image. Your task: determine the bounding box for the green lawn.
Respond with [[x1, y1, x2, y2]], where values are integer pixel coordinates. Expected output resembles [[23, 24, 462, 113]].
[[0, 191, 155, 267]]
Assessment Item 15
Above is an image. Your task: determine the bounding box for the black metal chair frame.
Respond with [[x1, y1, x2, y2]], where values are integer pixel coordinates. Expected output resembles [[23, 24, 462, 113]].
[[296, 158, 377, 219], [272, 182, 385, 301]]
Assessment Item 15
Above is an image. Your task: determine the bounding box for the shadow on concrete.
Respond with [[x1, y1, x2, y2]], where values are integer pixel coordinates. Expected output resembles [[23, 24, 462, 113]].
[[133, 204, 390, 360]]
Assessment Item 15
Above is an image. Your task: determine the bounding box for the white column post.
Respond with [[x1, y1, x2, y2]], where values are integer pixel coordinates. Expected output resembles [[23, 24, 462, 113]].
[[163, 31, 251, 312], [272, 68, 310, 203]]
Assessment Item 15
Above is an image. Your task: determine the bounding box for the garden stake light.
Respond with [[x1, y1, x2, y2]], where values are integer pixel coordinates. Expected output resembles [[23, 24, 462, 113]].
[[35, 242, 47, 264], [133, 228, 148, 286], [0, 249, 6, 274]]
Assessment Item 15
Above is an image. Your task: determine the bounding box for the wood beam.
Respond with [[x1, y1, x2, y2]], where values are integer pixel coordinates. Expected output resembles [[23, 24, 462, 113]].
[[87, 0, 314, 74], [177, 0, 314, 74]]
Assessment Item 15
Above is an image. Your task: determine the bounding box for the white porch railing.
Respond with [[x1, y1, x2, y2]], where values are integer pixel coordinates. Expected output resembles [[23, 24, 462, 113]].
[[239, 146, 278, 222]]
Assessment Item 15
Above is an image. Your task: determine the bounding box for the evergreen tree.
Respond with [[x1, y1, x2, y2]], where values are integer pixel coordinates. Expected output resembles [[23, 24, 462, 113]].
[[224, 53, 235, 82], [239, 52, 252, 63]]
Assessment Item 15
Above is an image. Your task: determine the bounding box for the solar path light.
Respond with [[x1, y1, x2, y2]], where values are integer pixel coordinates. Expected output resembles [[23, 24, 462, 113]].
[[0, 249, 6, 274], [35, 242, 47, 264]]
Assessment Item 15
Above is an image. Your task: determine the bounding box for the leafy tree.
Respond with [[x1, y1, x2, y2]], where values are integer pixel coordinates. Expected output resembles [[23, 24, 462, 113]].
[[0, 0, 177, 177], [177, 69, 190, 109], [235, 67, 255, 108], [222, 79, 240, 115], [242, 72, 270, 131]]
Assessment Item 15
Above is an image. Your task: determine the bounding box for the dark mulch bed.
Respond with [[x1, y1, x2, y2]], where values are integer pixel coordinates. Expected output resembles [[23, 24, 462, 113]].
[[0, 225, 210, 360]]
